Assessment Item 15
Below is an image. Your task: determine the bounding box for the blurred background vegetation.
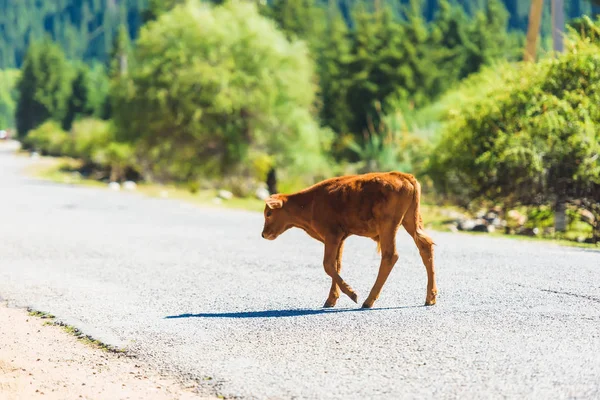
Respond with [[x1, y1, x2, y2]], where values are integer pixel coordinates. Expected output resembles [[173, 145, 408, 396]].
[[0, 0, 599, 244]]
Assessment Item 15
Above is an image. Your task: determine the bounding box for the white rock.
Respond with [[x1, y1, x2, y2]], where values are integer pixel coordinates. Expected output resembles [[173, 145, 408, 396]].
[[255, 187, 270, 200], [212, 197, 223, 205], [218, 190, 233, 200], [123, 181, 137, 191], [31, 152, 40, 159], [458, 219, 476, 231], [108, 182, 120, 191]]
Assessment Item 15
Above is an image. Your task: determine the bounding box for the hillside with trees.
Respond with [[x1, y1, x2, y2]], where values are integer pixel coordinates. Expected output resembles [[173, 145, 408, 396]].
[[1, 0, 599, 244], [2, 0, 600, 70]]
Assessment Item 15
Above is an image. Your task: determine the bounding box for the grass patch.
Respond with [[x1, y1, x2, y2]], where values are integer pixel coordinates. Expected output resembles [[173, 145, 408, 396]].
[[459, 230, 598, 249], [26, 156, 264, 212], [27, 308, 55, 319], [56, 322, 126, 353], [26, 306, 125, 353], [24, 153, 599, 249]]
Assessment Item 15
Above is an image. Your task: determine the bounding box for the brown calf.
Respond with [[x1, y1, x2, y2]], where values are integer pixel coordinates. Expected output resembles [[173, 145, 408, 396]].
[[261, 171, 437, 308]]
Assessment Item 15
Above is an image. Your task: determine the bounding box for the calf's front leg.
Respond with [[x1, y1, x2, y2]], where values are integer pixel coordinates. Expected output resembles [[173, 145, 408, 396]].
[[323, 241, 345, 308], [323, 238, 357, 304]]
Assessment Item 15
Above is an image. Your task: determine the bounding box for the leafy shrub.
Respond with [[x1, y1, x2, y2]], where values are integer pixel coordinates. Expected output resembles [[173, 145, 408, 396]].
[[24, 121, 69, 156], [428, 35, 600, 241], [67, 118, 113, 163], [345, 105, 429, 175]]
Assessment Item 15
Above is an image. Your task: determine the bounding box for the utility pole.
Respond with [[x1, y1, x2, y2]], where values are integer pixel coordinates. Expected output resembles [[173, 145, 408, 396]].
[[551, 0, 565, 53], [551, 0, 567, 233], [524, 0, 545, 62]]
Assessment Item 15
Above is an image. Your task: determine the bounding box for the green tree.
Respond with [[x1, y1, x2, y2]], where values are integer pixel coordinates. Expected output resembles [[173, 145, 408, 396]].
[[267, 0, 326, 48], [318, 1, 352, 140], [15, 39, 73, 137], [429, 37, 600, 242], [466, 0, 517, 76], [86, 62, 111, 119], [344, 5, 399, 140], [0, 69, 20, 129], [62, 65, 94, 131], [428, 0, 474, 94], [112, 0, 332, 182], [108, 26, 132, 79], [142, 0, 187, 23], [397, 0, 437, 104], [0, 0, 144, 69]]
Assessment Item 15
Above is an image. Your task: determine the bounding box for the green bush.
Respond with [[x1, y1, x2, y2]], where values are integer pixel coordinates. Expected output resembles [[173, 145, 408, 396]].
[[93, 141, 136, 182], [24, 121, 69, 156], [428, 35, 600, 241], [67, 118, 113, 163], [345, 104, 430, 176]]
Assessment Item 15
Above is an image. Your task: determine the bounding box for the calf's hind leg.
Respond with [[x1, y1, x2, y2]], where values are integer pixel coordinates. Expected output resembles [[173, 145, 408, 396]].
[[403, 213, 437, 306], [362, 225, 399, 309]]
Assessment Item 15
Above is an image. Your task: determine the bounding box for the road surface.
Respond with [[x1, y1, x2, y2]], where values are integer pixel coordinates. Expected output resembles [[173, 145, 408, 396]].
[[0, 142, 598, 399]]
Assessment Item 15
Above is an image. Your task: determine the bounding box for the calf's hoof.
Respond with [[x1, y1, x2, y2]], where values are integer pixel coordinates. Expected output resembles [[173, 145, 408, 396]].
[[361, 300, 374, 309], [424, 296, 437, 306], [323, 299, 337, 308], [425, 289, 438, 306], [349, 292, 358, 304]]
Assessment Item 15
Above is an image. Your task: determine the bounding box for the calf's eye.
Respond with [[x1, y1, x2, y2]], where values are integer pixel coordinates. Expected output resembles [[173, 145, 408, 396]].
[[266, 211, 272, 217]]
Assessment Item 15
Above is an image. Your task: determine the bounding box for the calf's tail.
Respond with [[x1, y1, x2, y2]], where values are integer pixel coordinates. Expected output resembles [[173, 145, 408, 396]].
[[411, 178, 435, 246]]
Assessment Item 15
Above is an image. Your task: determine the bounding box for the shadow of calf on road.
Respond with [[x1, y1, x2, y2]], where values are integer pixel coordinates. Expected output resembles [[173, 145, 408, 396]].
[[164, 305, 424, 319]]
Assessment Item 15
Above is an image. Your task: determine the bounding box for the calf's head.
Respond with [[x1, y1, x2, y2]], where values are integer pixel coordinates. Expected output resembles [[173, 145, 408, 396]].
[[261, 194, 291, 240]]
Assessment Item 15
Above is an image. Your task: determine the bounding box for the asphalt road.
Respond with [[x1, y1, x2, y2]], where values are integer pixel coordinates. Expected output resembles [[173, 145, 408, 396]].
[[0, 142, 599, 400]]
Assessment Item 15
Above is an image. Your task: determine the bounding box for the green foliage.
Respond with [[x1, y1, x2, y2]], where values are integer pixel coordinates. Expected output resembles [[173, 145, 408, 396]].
[[86, 62, 111, 119], [0, 69, 20, 129], [142, 0, 186, 22], [24, 117, 136, 182], [63, 65, 95, 131], [16, 39, 73, 137], [526, 206, 555, 230], [568, 14, 600, 42], [112, 0, 331, 183], [428, 36, 600, 241], [427, 0, 518, 94], [310, 0, 520, 159], [0, 0, 147, 69], [267, 0, 326, 47], [67, 119, 114, 163], [317, 2, 352, 138], [23, 121, 70, 156], [108, 26, 132, 79], [94, 141, 136, 182], [345, 104, 428, 175]]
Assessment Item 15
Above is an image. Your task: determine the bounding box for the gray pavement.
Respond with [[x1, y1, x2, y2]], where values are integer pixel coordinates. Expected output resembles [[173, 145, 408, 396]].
[[0, 141, 598, 399]]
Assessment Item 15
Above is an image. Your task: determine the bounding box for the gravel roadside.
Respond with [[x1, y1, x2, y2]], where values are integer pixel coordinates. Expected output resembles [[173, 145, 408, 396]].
[[0, 302, 212, 400]]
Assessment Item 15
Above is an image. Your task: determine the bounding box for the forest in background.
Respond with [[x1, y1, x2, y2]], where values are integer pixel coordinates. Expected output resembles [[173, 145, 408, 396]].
[[0, 0, 599, 243], [2, 0, 600, 70]]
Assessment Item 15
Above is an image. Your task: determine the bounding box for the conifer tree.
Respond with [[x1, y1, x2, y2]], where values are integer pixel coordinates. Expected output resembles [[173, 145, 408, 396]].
[[15, 39, 72, 137], [318, 1, 352, 136], [429, 0, 474, 95], [63, 65, 94, 131]]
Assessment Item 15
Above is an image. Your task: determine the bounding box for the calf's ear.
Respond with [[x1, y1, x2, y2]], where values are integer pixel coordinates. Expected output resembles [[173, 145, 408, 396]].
[[265, 196, 284, 209]]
